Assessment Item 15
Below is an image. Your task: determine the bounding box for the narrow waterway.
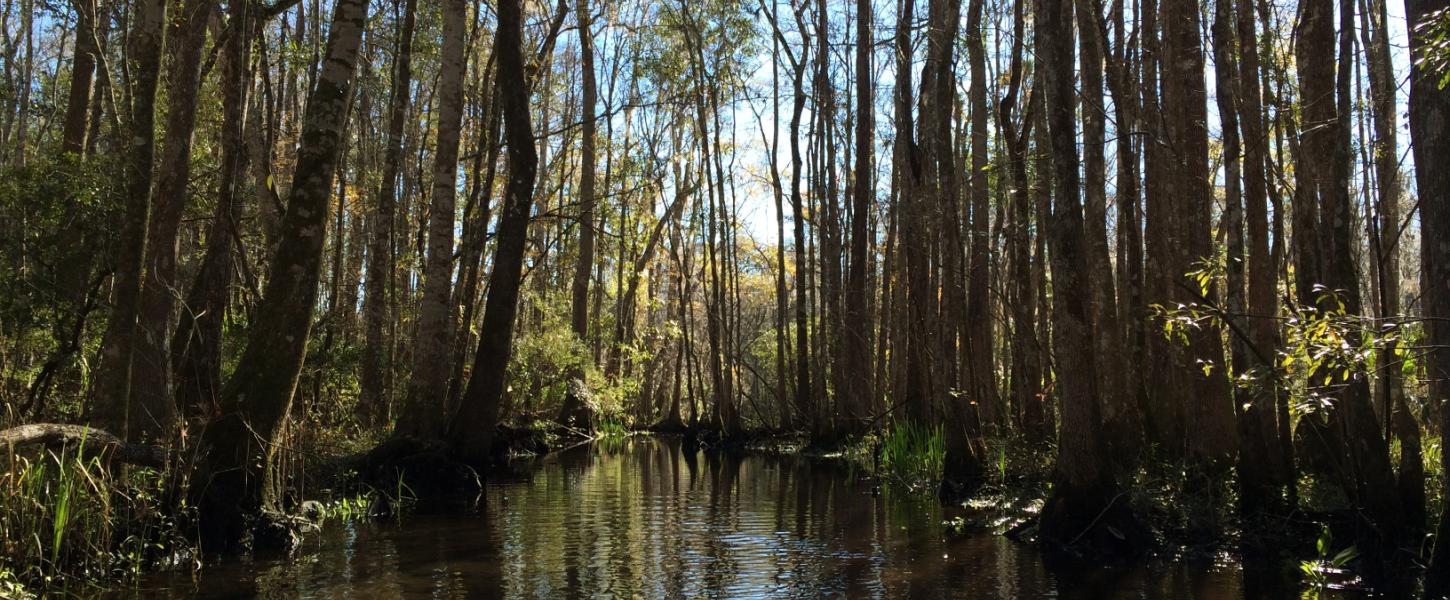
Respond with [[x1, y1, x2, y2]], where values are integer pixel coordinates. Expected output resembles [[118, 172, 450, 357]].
[[124, 437, 1349, 598]]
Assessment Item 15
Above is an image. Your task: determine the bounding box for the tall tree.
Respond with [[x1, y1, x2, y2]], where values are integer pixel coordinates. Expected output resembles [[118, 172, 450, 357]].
[[192, 0, 369, 549], [1408, 0, 1450, 588], [130, 0, 216, 441], [1294, 0, 1403, 567], [90, 0, 170, 441], [559, 0, 599, 430], [1361, 0, 1424, 536], [1034, 0, 1141, 551], [361, 0, 417, 427], [174, 0, 260, 421], [397, 0, 468, 439], [450, 0, 538, 465], [841, 0, 874, 438], [60, 0, 99, 155], [944, 0, 989, 501]]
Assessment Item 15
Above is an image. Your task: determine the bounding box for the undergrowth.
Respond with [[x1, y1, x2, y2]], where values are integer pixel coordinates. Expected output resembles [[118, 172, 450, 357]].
[[0, 442, 192, 596]]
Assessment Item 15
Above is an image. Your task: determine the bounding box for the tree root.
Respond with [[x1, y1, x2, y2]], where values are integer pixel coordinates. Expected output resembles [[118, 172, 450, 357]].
[[0, 423, 170, 467]]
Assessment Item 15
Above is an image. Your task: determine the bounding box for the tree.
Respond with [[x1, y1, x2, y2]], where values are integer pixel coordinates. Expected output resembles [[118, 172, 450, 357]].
[[1408, 0, 1449, 588], [192, 0, 369, 549], [450, 0, 539, 466], [1293, 0, 1403, 568], [131, 0, 217, 442], [60, 0, 98, 155], [90, 0, 170, 441], [361, 0, 418, 427], [559, 0, 600, 431], [397, 0, 468, 440], [1034, 0, 1142, 552]]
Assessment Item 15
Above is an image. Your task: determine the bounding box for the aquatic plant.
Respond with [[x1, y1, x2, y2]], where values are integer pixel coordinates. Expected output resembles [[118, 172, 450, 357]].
[[0, 441, 190, 592], [878, 421, 945, 488]]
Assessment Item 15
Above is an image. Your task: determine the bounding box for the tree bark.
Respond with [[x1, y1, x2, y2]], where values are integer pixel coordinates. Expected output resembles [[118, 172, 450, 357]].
[[193, 0, 368, 551], [449, 0, 537, 466], [1034, 0, 1141, 552], [60, 0, 98, 155], [559, 0, 599, 431], [397, 0, 467, 440], [90, 0, 169, 441], [1409, 0, 1450, 588], [174, 0, 257, 424], [131, 0, 216, 443], [361, 0, 417, 427]]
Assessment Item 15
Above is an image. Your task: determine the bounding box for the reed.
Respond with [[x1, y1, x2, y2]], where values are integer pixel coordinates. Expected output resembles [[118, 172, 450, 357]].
[[0, 440, 189, 594], [878, 421, 945, 487]]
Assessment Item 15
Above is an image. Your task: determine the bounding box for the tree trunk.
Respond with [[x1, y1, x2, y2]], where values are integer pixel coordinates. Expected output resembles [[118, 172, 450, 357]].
[[943, 0, 988, 502], [559, 0, 599, 431], [841, 0, 874, 439], [1078, 0, 1136, 461], [90, 0, 169, 441], [361, 0, 416, 427], [175, 0, 257, 424], [1361, 0, 1424, 537], [192, 0, 368, 551], [1034, 0, 1141, 552], [449, 0, 537, 466], [61, 0, 98, 155], [397, 0, 467, 440], [1294, 0, 1404, 568], [130, 0, 216, 443], [1409, 0, 1450, 588]]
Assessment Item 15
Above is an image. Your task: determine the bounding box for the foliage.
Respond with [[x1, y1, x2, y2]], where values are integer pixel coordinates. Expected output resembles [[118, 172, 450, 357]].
[[0, 154, 119, 422], [1413, 7, 1450, 89], [877, 421, 945, 489], [0, 442, 192, 593], [1300, 525, 1359, 591]]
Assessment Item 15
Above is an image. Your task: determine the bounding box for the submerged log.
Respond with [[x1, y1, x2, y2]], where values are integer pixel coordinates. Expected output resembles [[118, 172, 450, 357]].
[[0, 423, 170, 467]]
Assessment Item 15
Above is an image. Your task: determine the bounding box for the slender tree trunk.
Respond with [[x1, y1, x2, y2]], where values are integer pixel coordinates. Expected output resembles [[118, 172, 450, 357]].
[[790, 4, 812, 433], [193, 0, 368, 550], [1294, 0, 1404, 568], [450, 0, 537, 465], [397, 0, 467, 439], [1360, 0, 1423, 537], [361, 0, 417, 427], [1035, 0, 1141, 552], [559, 0, 599, 431], [943, 0, 989, 502], [130, 0, 216, 443], [90, 0, 169, 441], [1000, 0, 1044, 442], [1227, 0, 1289, 522], [842, 0, 874, 439], [61, 0, 98, 155], [1078, 0, 1136, 460], [1409, 0, 1450, 587]]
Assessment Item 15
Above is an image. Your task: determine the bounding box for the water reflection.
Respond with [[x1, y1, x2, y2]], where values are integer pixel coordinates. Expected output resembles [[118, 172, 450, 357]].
[[127, 437, 1356, 599]]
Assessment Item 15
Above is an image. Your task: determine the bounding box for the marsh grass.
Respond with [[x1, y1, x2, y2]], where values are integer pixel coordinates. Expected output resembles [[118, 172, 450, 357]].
[[0, 441, 191, 595], [878, 421, 945, 488]]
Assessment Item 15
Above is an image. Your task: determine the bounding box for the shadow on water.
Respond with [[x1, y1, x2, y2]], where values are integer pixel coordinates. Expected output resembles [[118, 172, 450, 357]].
[[123, 437, 1361, 598]]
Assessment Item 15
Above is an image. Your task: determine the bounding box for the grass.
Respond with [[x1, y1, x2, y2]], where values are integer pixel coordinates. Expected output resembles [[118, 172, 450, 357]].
[[878, 421, 945, 488], [0, 441, 190, 595], [594, 414, 630, 438]]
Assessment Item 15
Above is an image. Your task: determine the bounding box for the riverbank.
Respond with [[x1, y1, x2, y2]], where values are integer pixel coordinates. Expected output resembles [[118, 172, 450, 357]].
[[0, 423, 1388, 597], [124, 437, 1360, 598]]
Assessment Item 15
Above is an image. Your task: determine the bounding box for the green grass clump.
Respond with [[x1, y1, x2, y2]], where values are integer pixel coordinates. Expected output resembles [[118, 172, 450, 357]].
[[594, 414, 631, 438], [0, 442, 189, 594], [879, 421, 945, 487]]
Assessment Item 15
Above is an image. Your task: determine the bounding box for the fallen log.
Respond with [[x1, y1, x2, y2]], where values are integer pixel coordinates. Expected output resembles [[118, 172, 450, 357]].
[[0, 423, 170, 468]]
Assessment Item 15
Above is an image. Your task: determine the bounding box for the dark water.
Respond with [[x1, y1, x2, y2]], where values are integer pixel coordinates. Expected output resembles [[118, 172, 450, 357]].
[[126, 437, 1342, 599]]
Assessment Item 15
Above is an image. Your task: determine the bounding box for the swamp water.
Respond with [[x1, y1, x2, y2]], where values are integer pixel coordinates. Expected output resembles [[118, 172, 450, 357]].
[[123, 437, 1358, 598]]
